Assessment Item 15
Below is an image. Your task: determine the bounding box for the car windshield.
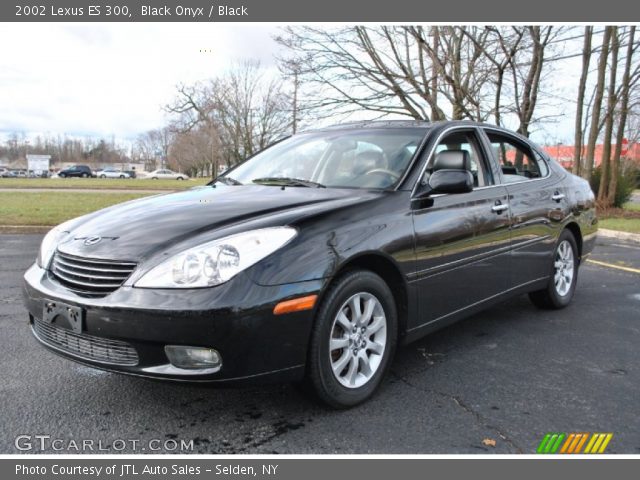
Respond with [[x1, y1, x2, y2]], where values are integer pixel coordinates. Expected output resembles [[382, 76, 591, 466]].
[[221, 128, 427, 189]]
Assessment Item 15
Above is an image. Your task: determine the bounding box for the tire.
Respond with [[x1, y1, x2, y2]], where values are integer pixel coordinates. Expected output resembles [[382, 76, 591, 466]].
[[177, 177, 184, 181], [59, 173, 66, 178], [100, 174, 106, 178], [152, 177, 158, 180], [529, 229, 579, 310], [305, 270, 397, 408], [119, 175, 125, 179], [81, 173, 88, 178]]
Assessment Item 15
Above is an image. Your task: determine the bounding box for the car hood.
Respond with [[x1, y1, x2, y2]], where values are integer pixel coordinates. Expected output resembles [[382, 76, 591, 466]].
[[57, 185, 383, 261]]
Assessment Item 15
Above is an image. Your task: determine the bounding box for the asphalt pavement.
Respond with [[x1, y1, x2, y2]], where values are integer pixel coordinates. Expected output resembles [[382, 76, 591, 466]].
[[1, 234, 638, 454]]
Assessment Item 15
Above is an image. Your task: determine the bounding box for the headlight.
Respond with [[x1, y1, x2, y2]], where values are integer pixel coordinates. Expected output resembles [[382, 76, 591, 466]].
[[37, 221, 75, 268], [135, 227, 297, 288]]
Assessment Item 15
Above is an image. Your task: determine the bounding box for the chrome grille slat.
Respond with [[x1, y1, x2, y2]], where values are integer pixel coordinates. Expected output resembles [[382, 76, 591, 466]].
[[54, 256, 134, 273], [33, 319, 139, 366], [50, 269, 123, 288], [50, 251, 136, 295], [54, 251, 136, 266], [52, 263, 129, 281]]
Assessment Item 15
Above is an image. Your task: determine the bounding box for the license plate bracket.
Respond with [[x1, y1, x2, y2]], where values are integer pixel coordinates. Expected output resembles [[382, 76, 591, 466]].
[[42, 300, 85, 333]]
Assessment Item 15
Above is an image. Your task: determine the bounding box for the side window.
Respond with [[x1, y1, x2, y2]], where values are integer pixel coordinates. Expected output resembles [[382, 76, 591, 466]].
[[485, 131, 546, 182], [430, 130, 493, 188], [533, 150, 550, 177]]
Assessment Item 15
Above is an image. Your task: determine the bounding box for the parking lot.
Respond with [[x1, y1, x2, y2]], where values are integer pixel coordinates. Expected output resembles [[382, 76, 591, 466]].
[[1, 234, 638, 454]]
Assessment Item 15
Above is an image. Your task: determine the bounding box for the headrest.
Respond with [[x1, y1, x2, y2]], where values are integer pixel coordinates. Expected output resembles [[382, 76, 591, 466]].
[[433, 150, 471, 171]]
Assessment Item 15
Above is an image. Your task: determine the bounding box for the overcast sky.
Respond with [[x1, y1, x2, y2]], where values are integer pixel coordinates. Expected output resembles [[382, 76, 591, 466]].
[[0, 23, 281, 141], [0, 24, 582, 145]]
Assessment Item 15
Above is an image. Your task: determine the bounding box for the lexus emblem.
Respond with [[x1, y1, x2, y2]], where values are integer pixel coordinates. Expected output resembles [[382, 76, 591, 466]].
[[84, 236, 102, 246]]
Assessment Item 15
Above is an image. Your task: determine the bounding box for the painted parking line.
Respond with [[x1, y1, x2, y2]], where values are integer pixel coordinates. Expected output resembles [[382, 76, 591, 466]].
[[586, 259, 640, 274]]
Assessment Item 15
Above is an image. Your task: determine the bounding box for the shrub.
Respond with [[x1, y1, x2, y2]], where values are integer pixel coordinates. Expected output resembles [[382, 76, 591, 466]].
[[589, 165, 634, 208]]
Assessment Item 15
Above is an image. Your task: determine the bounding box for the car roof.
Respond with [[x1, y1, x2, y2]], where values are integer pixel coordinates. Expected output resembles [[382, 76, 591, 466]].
[[302, 119, 511, 133], [300, 119, 535, 145]]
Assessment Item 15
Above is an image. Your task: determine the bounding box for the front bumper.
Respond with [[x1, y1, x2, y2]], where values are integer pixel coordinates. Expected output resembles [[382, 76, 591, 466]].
[[23, 264, 323, 384]]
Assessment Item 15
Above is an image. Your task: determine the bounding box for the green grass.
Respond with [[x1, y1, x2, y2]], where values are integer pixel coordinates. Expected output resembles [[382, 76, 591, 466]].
[[0, 177, 209, 191], [0, 191, 154, 226], [623, 202, 640, 212], [599, 218, 640, 234]]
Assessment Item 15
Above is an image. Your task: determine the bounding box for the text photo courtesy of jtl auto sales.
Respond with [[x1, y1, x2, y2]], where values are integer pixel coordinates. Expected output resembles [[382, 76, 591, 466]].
[[0, 1, 639, 479]]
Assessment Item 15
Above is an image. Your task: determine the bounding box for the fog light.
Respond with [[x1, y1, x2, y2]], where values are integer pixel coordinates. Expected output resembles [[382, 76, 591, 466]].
[[164, 345, 222, 370]]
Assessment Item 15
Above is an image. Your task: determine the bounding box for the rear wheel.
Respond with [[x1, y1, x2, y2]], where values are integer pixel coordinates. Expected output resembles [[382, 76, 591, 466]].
[[152, 177, 158, 180], [305, 270, 397, 408], [119, 175, 125, 179], [100, 174, 106, 178], [529, 229, 579, 309], [59, 173, 66, 178], [177, 176, 184, 181], [81, 173, 88, 178]]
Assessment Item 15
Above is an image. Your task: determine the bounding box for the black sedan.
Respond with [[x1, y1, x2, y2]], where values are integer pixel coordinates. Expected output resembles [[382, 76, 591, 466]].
[[23, 121, 597, 407]]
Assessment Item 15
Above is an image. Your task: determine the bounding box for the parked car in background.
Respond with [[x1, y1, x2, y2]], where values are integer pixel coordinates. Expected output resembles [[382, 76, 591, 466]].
[[98, 168, 131, 179], [58, 165, 95, 178], [145, 169, 189, 180], [23, 120, 597, 408]]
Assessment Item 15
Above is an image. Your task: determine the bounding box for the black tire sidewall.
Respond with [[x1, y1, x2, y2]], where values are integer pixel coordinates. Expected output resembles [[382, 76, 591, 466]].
[[308, 270, 397, 408]]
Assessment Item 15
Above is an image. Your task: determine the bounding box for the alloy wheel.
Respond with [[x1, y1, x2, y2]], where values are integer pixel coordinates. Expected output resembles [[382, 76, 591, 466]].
[[554, 240, 574, 296], [329, 292, 387, 389]]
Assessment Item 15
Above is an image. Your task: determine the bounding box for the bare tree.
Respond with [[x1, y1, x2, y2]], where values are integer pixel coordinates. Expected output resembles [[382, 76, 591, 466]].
[[573, 27, 593, 176], [607, 26, 639, 206], [166, 60, 291, 174], [598, 27, 620, 204], [275, 26, 444, 120], [277, 25, 569, 137], [584, 27, 613, 182], [135, 127, 173, 170]]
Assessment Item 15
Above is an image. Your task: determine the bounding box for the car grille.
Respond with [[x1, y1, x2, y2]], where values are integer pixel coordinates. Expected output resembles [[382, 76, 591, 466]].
[[33, 318, 139, 366], [50, 251, 137, 296]]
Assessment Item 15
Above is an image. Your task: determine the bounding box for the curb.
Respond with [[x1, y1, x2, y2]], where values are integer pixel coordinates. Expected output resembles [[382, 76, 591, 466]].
[[597, 228, 640, 244], [0, 225, 52, 234]]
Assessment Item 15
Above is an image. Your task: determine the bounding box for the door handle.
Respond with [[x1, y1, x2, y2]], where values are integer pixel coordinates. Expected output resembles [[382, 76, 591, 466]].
[[552, 192, 565, 202], [491, 203, 509, 213]]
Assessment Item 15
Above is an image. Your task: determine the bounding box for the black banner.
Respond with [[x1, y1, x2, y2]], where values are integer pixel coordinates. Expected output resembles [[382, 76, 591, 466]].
[[3, 0, 640, 22]]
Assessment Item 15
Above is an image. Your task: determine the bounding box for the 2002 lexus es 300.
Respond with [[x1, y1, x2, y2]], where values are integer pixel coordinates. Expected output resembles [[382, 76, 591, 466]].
[[23, 121, 597, 407]]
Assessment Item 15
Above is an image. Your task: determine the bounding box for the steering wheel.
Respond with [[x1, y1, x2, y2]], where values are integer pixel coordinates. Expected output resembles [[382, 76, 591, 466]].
[[364, 168, 400, 182]]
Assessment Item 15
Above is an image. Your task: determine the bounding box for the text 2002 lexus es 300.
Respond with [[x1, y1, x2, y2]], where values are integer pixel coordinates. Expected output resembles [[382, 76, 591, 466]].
[[23, 121, 597, 408]]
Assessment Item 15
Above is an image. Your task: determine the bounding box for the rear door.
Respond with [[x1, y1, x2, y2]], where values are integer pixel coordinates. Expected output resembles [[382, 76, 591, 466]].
[[482, 128, 565, 287], [410, 127, 511, 326]]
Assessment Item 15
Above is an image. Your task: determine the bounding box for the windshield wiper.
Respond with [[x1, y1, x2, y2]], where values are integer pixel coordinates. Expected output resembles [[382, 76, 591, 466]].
[[216, 176, 243, 186], [252, 177, 326, 188]]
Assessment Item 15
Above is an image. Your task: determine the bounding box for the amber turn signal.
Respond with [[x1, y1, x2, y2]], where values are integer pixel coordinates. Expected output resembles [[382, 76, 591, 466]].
[[273, 295, 318, 315]]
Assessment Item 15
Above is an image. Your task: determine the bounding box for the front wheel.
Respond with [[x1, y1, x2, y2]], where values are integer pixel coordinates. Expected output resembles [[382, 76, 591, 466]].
[[529, 230, 579, 309], [305, 270, 397, 408]]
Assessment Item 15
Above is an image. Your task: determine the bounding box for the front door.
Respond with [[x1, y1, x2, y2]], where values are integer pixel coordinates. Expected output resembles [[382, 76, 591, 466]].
[[410, 128, 511, 329]]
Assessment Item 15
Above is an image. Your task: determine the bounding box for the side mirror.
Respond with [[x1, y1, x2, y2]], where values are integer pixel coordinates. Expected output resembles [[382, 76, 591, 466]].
[[427, 169, 474, 195]]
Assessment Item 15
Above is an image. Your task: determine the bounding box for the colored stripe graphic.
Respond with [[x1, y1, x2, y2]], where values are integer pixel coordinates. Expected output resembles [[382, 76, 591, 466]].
[[538, 433, 613, 454], [537, 433, 565, 453], [584, 433, 613, 454]]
